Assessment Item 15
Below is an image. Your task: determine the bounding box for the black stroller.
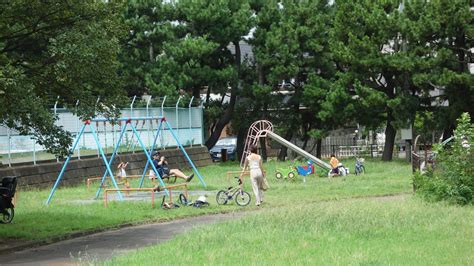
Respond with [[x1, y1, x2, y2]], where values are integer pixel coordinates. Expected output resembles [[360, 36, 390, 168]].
[[0, 176, 17, 224]]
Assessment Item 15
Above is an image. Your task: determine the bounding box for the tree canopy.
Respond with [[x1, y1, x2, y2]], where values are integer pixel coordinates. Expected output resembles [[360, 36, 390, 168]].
[[1, 0, 472, 160], [0, 0, 126, 156]]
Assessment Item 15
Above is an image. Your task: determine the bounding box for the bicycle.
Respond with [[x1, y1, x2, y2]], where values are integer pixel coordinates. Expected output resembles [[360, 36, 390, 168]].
[[354, 157, 365, 175], [216, 177, 251, 206]]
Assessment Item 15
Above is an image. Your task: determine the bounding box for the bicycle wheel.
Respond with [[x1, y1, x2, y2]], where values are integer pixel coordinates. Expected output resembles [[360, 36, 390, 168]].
[[1, 207, 14, 224], [216, 190, 229, 205], [160, 196, 168, 209], [235, 190, 251, 206], [275, 172, 283, 179], [288, 172, 295, 180], [360, 165, 365, 174], [178, 193, 188, 205]]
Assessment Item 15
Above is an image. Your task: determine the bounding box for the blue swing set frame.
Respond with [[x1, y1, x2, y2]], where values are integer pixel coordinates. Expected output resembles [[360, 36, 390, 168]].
[[46, 116, 206, 205]]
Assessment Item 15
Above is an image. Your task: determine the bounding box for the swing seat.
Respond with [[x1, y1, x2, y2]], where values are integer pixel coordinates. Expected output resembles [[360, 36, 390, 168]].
[[150, 174, 177, 185], [161, 174, 177, 183]]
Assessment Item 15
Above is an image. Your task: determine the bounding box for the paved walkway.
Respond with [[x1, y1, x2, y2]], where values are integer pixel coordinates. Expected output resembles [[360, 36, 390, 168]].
[[0, 212, 245, 265]]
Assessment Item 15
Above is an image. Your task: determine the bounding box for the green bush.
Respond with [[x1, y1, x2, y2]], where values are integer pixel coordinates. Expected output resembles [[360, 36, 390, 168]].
[[414, 113, 473, 205]]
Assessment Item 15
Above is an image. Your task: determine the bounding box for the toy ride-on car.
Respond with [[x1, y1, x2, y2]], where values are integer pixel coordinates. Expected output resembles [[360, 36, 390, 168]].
[[295, 160, 315, 176], [275, 165, 296, 180], [275, 161, 316, 181]]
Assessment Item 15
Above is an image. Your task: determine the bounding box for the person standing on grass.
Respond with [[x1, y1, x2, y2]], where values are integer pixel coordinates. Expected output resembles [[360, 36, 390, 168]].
[[240, 144, 266, 206]]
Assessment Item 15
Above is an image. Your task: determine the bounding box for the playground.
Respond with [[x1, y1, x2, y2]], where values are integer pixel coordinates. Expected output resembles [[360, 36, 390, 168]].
[[0, 118, 472, 264], [1, 1, 472, 263], [0, 114, 471, 266]]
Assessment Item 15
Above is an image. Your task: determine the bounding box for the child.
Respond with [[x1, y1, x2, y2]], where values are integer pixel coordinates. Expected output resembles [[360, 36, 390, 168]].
[[329, 154, 339, 177], [117, 161, 129, 179]]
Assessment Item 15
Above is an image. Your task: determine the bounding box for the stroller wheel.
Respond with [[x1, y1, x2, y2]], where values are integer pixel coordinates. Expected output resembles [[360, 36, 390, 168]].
[[0, 207, 14, 224]]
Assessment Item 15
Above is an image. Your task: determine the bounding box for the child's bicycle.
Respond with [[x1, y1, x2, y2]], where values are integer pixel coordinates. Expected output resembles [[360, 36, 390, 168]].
[[354, 157, 365, 175], [216, 177, 251, 206]]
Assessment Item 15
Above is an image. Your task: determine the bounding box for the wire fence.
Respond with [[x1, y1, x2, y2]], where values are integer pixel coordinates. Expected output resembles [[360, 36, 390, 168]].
[[0, 97, 204, 166], [274, 135, 387, 160]]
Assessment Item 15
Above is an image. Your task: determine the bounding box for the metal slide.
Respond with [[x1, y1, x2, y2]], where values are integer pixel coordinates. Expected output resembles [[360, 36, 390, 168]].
[[266, 131, 332, 170], [240, 120, 331, 170]]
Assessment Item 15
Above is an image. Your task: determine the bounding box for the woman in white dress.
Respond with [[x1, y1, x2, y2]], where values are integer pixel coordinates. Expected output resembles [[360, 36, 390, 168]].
[[240, 144, 266, 206]]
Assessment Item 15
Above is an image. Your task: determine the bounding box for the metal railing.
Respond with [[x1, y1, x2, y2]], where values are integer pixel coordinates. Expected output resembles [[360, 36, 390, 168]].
[[0, 96, 204, 166]]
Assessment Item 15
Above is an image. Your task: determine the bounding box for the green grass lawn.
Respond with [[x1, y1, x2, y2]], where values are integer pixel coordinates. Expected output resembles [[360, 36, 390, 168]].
[[105, 197, 473, 265], [2, 158, 472, 264], [1, 158, 410, 240]]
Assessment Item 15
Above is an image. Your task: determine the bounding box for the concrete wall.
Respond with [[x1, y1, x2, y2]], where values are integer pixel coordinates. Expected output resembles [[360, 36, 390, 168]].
[[0, 146, 212, 189]]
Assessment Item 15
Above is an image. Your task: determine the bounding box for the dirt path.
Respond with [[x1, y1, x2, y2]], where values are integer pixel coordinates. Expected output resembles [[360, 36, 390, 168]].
[[0, 212, 245, 266]]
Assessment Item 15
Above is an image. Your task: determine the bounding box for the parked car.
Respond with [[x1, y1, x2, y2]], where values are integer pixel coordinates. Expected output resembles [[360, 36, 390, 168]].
[[209, 136, 237, 162]]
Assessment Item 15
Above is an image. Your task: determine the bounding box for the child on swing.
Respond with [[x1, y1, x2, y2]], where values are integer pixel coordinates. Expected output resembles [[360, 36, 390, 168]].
[[150, 152, 194, 191]]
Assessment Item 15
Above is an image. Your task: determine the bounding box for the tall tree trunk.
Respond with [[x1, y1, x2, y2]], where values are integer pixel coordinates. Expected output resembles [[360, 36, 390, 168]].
[[277, 131, 293, 161], [277, 82, 301, 161], [192, 86, 201, 99], [257, 63, 265, 85], [236, 126, 247, 162], [205, 40, 241, 149], [382, 110, 396, 161], [442, 126, 454, 142], [259, 137, 267, 162], [256, 61, 268, 162], [149, 42, 154, 62], [205, 88, 236, 149], [205, 86, 211, 105], [301, 137, 308, 151], [316, 138, 322, 158]]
